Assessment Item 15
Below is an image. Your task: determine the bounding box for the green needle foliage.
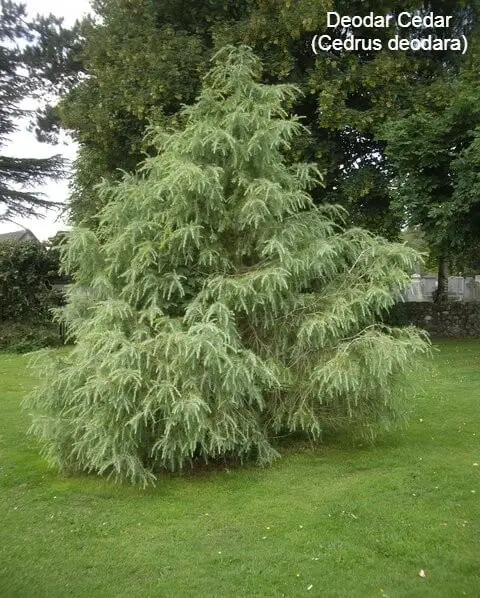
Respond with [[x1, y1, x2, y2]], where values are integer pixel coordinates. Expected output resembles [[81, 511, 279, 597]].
[[25, 46, 430, 486]]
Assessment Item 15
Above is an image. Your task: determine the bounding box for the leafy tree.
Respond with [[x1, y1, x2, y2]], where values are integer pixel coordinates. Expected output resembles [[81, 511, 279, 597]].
[[0, 0, 69, 221], [231, 0, 480, 240], [25, 47, 430, 485], [58, 0, 255, 225], [55, 0, 479, 236], [382, 64, 480, 299], [449, 126, 480, 273]]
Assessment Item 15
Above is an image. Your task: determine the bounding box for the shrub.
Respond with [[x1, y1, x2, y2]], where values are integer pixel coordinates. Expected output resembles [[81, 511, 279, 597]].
[[0, 320, 62, 353], [0, 237, 66, 351]]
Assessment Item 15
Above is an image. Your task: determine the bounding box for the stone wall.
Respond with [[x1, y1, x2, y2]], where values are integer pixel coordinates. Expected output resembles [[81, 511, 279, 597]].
[[388, 302, 480, 337]]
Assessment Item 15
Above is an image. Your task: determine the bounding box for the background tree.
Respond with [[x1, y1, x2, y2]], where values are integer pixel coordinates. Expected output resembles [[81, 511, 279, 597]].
[[0, 0, 72, 221], [53, 0, 479, 238], [382, 63, 480, 300], [26, 46, 429, 486]]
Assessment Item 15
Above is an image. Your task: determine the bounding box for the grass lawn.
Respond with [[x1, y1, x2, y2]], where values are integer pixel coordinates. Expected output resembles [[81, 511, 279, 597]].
[[0, 341, 479, 597]]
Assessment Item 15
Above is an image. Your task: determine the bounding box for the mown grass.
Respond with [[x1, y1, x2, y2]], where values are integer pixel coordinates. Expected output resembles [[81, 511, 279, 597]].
[[0, 341, 479, 597]]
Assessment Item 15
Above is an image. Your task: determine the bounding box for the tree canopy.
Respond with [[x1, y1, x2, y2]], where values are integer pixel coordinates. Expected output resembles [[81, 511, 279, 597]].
[[382, 34, 480, 297], [25, 46, 430, 485], [52, 0, 480, 243]]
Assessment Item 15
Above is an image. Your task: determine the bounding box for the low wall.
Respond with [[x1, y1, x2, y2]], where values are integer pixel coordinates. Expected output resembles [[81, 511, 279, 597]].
[[388, 302, 480, 338]]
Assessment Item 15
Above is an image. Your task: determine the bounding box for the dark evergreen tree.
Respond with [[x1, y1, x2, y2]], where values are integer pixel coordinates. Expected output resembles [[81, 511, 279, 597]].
[[0, 0, 67, 220]]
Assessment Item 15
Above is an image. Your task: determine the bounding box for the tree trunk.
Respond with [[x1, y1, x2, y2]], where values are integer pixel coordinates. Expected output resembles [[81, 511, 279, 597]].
[[435, 254, 449, 303]]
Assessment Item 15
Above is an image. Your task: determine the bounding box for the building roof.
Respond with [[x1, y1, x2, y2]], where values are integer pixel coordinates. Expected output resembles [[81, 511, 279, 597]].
[[0, 229, 39, 243]]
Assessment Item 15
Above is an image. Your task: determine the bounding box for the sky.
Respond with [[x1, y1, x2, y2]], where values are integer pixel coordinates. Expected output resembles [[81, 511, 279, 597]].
[[0, 0, 93, 241]]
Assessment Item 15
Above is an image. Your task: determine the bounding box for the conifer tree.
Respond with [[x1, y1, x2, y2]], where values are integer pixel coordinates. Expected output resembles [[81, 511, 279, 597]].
[[0, 0, 67, 220], [25, 46, 430, 486]]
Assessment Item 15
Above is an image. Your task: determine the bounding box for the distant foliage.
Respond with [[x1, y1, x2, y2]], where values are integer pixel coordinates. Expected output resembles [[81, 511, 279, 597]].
[[26, 47, 430, 486], [0, 239, 63, 322]]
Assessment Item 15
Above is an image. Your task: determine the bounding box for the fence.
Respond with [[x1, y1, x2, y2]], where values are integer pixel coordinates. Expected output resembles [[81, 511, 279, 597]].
[[402, 275, 480, 302]]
